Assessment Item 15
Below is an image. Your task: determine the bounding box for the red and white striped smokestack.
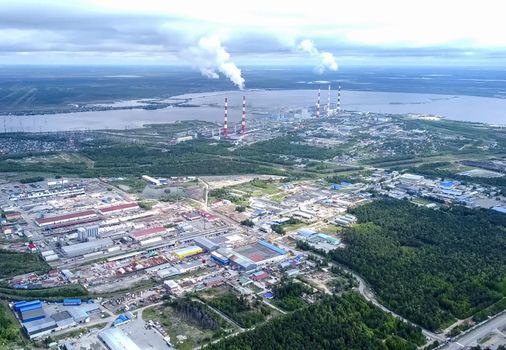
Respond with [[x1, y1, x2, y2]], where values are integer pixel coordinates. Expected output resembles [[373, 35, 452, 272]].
[[337, 83, 341, 114], [223, 97, 228, 138], [316, 88, 321, 118], [327, 84, 331, 117], [241, 95, 246, 135]]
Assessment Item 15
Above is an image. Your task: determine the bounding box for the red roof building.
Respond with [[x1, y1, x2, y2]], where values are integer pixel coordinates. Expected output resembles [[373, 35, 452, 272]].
[[35, 210, 97, 227], [99, 202, 138, 215], [130, 226, 166, 241]]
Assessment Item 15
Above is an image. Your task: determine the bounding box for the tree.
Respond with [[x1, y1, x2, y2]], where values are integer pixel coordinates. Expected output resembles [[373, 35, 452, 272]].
[[241, 219, 254, 227]]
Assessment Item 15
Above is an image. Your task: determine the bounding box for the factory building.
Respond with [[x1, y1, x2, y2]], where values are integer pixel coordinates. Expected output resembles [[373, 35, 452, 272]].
[[163, 280, 181, 294], [99, 328, 142, 350], [315, 233, 341, 245], [77, 225, 99, 241], [211, 251, 229, 265], [174, 245, 204, 259], [61, 238, 113, 258], [35, 210, 97, 227], [130, 226, 166, 241], [193, 236, 219, 252], [98, 202, 138, 215], [23, 318, 57, 339], [20, 307, 46, 323], [142, 175, 161, 186]]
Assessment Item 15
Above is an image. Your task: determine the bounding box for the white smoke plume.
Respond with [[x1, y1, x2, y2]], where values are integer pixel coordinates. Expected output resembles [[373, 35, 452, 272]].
[[297, 39, 338, 74], [182, 35, 245, 90]]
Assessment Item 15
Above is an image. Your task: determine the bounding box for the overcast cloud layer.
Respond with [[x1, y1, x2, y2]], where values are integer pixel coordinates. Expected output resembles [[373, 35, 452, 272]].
[[1, 0, 506, 67]]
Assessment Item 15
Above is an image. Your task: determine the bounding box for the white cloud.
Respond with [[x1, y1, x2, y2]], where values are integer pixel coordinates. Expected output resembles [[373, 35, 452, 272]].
[[1, 0, 506, 65]]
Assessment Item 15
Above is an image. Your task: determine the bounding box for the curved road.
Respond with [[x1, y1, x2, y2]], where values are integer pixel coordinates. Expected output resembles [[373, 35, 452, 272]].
[[307, 252, 447, 343]]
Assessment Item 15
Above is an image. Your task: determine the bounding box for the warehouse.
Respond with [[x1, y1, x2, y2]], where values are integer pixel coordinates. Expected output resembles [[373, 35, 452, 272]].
[[99, 202, 138, 215], [314, 233, 341, 246], [234, 240, 287, 267], [142, 175, 161, 186], [99, 327, 142, 350], [130, 226, 166, 241], [20, 307, 46, 323], [23, 318, 57, 339], [193, 236, 219, 252], [211, 251, 229, 265], [174, 245, 204, 259], [51, 311, 75, 329], [35, 210, 97, 227], [61, 238, 113, 258]]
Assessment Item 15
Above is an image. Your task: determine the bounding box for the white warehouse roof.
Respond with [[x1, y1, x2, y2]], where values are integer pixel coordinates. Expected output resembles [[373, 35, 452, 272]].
[[99, 328, 141, 350]]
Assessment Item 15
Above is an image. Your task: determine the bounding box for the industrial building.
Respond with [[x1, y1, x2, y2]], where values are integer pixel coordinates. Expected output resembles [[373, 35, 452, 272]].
[[99, 327, 142, 350], [77, 225, 99, 241], [35, 210, 97, 227], [130, 226, 166, 241], [23, 318, 57, 338], [193, 236, 219, 252], [99, 202, 138, 215], [174, 245, 204, 259], [61, 238, 113, 258], [211, 251, 229, 265], [142, 175, 161, 186]]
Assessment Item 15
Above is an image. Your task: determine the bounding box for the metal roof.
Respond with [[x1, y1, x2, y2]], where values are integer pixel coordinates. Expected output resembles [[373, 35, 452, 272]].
[[99, 328, 142, 350]]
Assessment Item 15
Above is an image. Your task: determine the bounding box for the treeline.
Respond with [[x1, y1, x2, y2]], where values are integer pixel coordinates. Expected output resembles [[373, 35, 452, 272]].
[[0, 250, 50, 279], [19, 176, 44, 184], [207, 293, 269, 328], [330, 199, 506, 331], [169, 297, 220, 331], [0, 284, 89, 300], [235, 136, 342, 160], [206, 293, 425, 350]]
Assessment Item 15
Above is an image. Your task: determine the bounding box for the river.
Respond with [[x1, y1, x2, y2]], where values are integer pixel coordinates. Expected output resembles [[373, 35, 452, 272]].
[[2, 89, 505, 132]]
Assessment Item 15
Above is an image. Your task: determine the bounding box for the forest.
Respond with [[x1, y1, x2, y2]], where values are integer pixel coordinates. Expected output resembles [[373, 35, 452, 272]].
[[0, 249, 50, 279], [0, 303, 21, 349], [169, 297, 221, 331], [206, 292, 270, 328], [206, 293, 425, 350], [271, 279, 312, 311], [330, 199, 506, 331]]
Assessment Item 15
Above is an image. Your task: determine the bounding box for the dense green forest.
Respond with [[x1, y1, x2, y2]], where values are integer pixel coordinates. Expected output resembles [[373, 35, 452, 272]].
[[330, 200, 506, 331], [206, 293, 425, 350], [206, 292, 270, 328], [169, 297, 222, 331], [0, 250, 50, 279], [271, 280, 312, 311], [235, 136, 342, 160], [0, 302, 22, 349]]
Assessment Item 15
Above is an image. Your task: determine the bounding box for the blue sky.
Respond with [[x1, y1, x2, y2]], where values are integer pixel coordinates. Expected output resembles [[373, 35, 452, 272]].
[[1, 0, 505, 67]]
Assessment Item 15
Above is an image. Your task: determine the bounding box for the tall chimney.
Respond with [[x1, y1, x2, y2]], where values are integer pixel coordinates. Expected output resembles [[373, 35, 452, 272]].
[[223, 97, 228, 138], [316, 88, 321, 118], [241, 95, 246, 134]]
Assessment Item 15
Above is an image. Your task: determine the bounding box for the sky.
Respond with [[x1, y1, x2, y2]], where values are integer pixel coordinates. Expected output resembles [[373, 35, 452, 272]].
[[1, 0, 506, 68]]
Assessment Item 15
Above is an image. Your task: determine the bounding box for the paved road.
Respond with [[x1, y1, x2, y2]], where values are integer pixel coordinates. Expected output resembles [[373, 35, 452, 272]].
[[441, 312, 506, 350]]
